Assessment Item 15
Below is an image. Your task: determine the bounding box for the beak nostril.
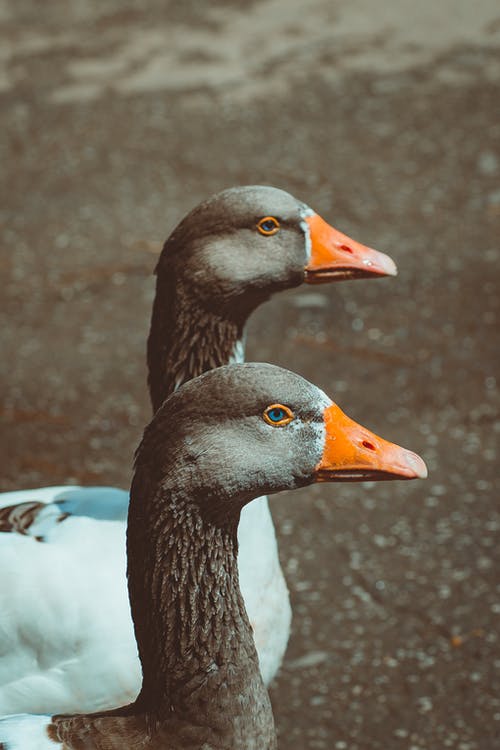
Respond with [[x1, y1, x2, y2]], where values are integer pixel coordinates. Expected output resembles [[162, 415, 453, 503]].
[[339, 244, 354, 254], [362, 440, 376, 451]]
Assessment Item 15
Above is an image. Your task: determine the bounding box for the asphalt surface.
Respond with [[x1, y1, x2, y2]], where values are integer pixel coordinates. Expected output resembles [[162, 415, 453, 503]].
[[1, 1, 499, 748]]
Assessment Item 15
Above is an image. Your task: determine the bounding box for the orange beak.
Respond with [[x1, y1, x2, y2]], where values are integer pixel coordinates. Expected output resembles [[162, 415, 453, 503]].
[[316, 403, 428, 482], [304, 213, 397, 283]]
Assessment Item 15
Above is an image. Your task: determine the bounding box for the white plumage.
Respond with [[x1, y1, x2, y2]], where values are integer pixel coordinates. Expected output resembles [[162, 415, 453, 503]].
[[0, 486, 289, 714], [0, 713, 59, 749]]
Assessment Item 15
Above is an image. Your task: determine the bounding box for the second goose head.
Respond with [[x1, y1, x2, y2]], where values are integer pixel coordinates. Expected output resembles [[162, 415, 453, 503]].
[[158, 185, 396, 309], [149, 186, 397, 410]]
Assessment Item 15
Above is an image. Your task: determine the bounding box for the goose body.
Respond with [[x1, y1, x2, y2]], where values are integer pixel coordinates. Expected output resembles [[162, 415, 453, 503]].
[[0, 489, 285, 712], [0, 186, 397, 715], [0, 363, 427, 749]]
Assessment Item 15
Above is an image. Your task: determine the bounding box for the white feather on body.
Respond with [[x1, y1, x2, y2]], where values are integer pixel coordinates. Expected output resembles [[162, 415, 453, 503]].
[[0, 486, 290, 714], [0, 713, 59, 749]]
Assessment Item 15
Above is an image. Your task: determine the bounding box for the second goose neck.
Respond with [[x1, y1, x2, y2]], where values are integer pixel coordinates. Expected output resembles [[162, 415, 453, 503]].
[[147, 278, 246, 413]]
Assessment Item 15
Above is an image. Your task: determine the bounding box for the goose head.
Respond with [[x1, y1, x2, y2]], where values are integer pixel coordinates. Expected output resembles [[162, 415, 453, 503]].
[[157, 185, 397, 316], [138, 362, 427, 524]]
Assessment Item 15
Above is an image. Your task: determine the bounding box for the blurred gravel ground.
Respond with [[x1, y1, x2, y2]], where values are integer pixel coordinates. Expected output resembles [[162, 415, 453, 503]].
[[1, 1, 499, 748]]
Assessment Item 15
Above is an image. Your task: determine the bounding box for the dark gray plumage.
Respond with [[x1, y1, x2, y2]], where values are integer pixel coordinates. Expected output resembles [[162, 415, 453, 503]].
[[46, 363, 330, 749]]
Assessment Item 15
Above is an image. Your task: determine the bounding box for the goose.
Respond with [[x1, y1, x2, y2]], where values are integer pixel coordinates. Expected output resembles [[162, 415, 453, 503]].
[[0, 186, 397, 715], [0, 362, 427, 750]]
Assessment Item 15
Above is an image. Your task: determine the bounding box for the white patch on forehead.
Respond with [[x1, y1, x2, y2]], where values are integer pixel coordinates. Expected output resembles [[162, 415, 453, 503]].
[[299, 219, 311, 261], [315, 387, 333, 410], [284, 411, 325, 467], [281, 386, 333, 463], [309, 419, 326, 462], [306, 388, 332, 463], [299, 204, 314, 261], [299, 203, 315, 218], [228, 339, 245, 364]]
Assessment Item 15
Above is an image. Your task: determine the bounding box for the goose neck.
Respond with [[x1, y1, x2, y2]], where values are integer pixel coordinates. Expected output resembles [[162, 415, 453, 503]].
[[147, 279, 246, 413], [127, 486, 275, 745]]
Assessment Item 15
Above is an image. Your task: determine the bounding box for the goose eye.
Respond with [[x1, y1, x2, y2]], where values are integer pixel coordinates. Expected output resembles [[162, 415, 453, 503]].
[[257, 216, 280, 236], [263, 403, 294, 427]]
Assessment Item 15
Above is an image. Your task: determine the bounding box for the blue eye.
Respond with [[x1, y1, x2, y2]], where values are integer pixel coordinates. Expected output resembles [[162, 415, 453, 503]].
[[268, 408, 286, 422], [263, 404, 294, 426], [261, 220, 276, 232], [257, 216, 280, 235]]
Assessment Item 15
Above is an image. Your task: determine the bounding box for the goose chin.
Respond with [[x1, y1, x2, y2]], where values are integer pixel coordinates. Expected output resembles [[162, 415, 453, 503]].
[[304, 267, 388, 284], [315, 467, 426, 482]]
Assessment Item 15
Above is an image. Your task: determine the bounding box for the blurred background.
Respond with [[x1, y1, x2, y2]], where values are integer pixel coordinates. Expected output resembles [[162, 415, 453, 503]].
[[1, 1, 499, 748]]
